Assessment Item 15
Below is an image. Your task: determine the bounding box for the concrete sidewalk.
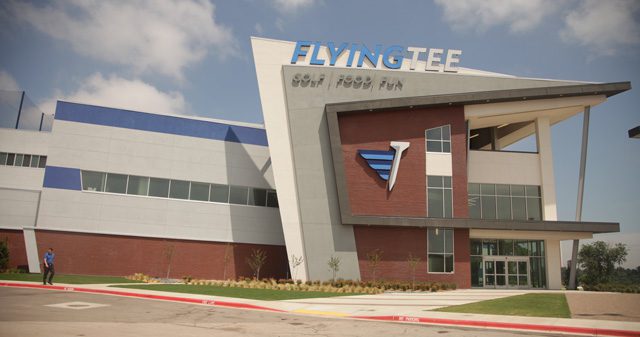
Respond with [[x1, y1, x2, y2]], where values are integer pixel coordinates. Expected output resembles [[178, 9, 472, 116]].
[[2, 281, 639, 337]]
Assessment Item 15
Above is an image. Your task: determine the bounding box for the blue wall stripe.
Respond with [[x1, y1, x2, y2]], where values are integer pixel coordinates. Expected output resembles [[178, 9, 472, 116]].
[[43, 166, 81, 191], [55, 101, 268, 147]]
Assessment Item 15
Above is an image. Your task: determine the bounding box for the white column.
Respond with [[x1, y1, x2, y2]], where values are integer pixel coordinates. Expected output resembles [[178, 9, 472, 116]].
[[535, 117, 558, 220], [545, 239, 562, 289]]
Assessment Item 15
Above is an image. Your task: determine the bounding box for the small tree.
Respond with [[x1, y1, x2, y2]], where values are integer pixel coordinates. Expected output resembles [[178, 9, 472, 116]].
[[163, 243, 175, 280], [366, 249, 383, 282], [246, 249, 267, 280], [578, 241, 628, 286], [0, 237, 9, 272], [290, 254, 304, 281], [406, 253, 421, 290], [222, 243, 232, 280], [327, 256, 341, 282]]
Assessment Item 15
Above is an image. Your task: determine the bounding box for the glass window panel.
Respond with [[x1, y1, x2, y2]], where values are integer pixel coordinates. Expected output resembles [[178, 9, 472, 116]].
[[512, 197, 527, 220], [485, 275, 495, 286], [15, 154, 23, 166], [511, 185, 525, 196], [428, 189, 444, 218], [210, 184, 229, 203], [515, 241, 529, 256], [468, 196, 481, 218], [470, 240, 483, 255], [442, 125, 451, 141], [480, 184, 495, 195], [483, 240, 498, 256], [105, 173, 127, 194], [496, 196, 511, 220], [443, 189, 452, 218], [518, 261, 527, 275], [427, 228, 445, 253], [229, 186, 249, 205], [127, 176, 149, 196], [519, 275, 528, 286], [496, 275, 506, 286], [428, 254, 444, 273], [426, 141, 442, 152], [495, 261, 505, 275], [22, 154, 31, 167], [189, 182, 210, 201], [81, 171, 105, 192], [266, 191, 279, 208], [508, 261, 517, 274], [509, 275, 518, 286], [30, 155, 39, 167], [169, 180, 189, 199], [444, 229, 453, 253], [471, 256, 483, 287], [427, 176, 443, 187], [38, 156, 47, 168], [248, 188, 267, 206], [496, 184, 510, 196], [445, 254, 454, 273], [426, 127, 442, 140], [526, 198, 542, 220], [442, 141, 451, 153], [443, 176, 452, 188], [481, 196, 496, 219], [485, 260, 495, 274], [0, 152, 7, 165], [526, 185, 541, 197], [468, 183, 480, 195], [148, 178, 169, 198], [498, 240, 514, 256], [6, 153, 15, 166]]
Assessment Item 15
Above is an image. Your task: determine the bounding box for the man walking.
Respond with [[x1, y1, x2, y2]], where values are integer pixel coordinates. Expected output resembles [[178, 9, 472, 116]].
[[43, 248, 55, 285]]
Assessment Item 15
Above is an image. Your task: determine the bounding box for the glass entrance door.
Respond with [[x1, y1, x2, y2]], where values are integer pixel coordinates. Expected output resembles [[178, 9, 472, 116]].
[[483, 256, 529, 288]]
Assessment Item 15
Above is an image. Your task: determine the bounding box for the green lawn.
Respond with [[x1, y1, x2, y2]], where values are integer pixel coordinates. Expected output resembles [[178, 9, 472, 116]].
[[435, 293, 571, 318], [114, 284, 363, 301], [0, 273, 141, 284]]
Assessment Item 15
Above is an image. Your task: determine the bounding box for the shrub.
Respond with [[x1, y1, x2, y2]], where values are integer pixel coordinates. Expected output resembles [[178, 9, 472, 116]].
[[0, 238, 9, 271]]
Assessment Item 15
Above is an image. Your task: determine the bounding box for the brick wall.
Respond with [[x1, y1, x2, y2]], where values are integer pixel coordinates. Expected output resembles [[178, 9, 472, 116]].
[[353, 226, 470, 288], [338, 106, 468, 217], [31, 230, 288, 279], [0, 229, 28, 270]]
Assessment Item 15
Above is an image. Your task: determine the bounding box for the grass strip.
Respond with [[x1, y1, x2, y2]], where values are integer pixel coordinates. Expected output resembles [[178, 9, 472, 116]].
[[434, 293, 571, 318]]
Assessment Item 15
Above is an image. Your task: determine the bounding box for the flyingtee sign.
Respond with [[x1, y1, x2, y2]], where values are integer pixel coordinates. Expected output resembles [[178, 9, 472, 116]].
[[290, 41, 462, 73]]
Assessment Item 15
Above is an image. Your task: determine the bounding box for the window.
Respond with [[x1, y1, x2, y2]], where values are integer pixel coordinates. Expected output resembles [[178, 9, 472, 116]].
[[6, 153, 15, 166], [81, 171, 106, 192], [248, 188, 267, 206], [266, 190, 279, 208], [15, 154, 23, 166], [30, 155, 39, 168], [105, 173, 127, 194], [0, 152, 6, 165], [229, 186, 249, 205], [427, 176, 452, 218], [468, 183, 542, 220], [22, 154, 31, 167], [148, 178, 170, 197], [189, 182, 210, 201], [38, 156, 47, 168], [169, 180, 189, 200], [0, 152, 46, 168], [210, 184, 229, 203], [428, 228, 454, 273], [127, 176, 149, 196], [425, 125, 451, 153]]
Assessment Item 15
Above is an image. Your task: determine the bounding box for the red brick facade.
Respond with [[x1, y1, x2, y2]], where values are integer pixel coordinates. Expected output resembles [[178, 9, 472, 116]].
[[354, 226, 470, 288], [0, 229, 28, 270], [2, 229, 288, 279]]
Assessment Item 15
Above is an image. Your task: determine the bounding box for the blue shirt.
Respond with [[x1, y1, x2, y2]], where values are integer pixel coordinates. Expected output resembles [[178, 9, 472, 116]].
[[44, 252, 55, 265]]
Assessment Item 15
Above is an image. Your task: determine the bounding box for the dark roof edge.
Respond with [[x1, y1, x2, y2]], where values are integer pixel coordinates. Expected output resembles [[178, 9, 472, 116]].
[[326, 81, 631, 114]]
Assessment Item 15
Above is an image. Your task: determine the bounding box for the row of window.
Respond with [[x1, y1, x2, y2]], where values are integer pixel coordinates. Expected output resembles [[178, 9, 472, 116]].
[[425, 125, 451, 153], [427, 176, 453, 218], [427, 228, 454, 273], [80, 170, 279, 208], [470, 239, 545, 257], [468, 183, 542, 221], [0, 152, 47, 168]]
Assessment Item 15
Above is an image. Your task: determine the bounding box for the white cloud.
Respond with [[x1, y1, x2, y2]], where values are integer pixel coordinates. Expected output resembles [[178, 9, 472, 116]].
[[0, 70, 20, 90], [9, 0, 236, 80], [434, 0, 557, 33], [561, 0, 640, 55], [40, 73, 187, 116], [271, 0, 315, 13]]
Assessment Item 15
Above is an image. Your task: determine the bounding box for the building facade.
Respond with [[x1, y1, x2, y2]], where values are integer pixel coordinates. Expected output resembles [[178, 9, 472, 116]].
[[0, 38, 631, 289]]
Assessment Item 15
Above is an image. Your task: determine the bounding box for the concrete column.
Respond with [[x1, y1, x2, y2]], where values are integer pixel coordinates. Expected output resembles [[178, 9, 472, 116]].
[[535, 117, 558, 220], [546, 239, 562, 289]]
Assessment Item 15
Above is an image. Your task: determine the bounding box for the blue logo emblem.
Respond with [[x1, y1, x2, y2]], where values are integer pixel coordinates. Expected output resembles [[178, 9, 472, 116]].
[[358, 141, 410, 191]]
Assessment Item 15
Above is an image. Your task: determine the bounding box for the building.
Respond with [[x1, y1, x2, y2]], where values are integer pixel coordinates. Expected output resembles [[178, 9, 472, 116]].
[[0, 38, 631, 289]]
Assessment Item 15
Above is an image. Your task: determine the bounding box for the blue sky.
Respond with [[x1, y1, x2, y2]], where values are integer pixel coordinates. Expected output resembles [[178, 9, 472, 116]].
[[1, 0, 639, 266]]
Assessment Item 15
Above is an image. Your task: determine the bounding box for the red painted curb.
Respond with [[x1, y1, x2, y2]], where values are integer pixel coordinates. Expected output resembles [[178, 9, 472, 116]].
[[351, 315, 640, 337], [0, 282, 284, 313]]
